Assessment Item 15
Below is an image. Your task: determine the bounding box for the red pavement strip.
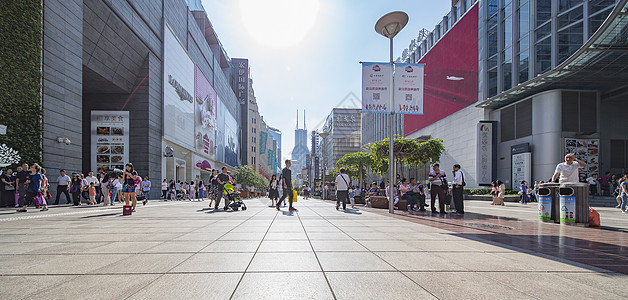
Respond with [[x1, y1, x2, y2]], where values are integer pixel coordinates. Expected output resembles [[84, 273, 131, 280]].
[[364, 207, 628, 275]]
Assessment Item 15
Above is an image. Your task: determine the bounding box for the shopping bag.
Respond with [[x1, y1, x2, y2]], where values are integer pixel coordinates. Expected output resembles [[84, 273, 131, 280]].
[[123, 205, 133, 215], [14, 193, 20, 205], [589, 207, 600, 227], [292, 190, 298, 202], [36, 192, 47, 207]]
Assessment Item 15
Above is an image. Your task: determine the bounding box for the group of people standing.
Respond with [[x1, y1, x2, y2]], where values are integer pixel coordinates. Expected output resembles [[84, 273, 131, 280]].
[[1, 162, 146, 213]]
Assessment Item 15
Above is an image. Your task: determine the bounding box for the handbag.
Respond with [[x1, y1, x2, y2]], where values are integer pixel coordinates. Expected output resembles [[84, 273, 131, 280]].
[[292, 189, 298, 202], [36, 192, 47, 206], [5, 184, 15, 191]]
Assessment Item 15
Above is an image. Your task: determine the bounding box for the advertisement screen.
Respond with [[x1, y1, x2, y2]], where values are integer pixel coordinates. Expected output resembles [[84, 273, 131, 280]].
[[404, 4, 478, 136]]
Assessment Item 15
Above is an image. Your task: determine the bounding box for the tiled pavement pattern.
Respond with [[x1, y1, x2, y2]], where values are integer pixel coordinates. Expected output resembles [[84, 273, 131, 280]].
[[0, 198, 626, 299], [365, 200, 628, 275]]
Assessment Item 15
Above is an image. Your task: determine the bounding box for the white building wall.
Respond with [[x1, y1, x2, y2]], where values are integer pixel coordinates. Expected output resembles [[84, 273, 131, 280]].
[[406, 104, 488, 188]]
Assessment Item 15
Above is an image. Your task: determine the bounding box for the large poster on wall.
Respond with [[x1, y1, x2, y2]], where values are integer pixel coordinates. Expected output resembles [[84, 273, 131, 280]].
[[362, 62, 392, 113], [91, 111, 129, 174], [564, 138, 599, 180], [164, 24, 195, 149], [394, 63, 424, 115], [194, 65, 217, 160]]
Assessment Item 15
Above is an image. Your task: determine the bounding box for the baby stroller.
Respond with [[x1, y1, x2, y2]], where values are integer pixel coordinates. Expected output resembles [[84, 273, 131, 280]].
[[223, 183, 247, 211]]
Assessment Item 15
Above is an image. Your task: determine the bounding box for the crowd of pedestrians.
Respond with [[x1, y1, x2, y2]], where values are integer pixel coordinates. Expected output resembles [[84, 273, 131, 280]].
[[0, 162, 149, 213]]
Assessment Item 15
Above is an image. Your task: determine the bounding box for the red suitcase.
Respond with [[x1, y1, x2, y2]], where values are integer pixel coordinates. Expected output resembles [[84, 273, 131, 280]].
[[123, 205, 132, 215]]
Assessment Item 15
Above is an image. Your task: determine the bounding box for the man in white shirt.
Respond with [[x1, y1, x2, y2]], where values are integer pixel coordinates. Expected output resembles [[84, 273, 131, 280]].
[[54, 169, 71, 205], [586, 174, 598, 195], [334, 168, 350, 211], [452, 164, 465, 214], [552, 153, 587, 183]]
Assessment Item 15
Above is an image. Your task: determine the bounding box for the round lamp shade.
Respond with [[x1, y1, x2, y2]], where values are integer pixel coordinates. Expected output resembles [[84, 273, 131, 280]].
[[375, 11, 409, 38]]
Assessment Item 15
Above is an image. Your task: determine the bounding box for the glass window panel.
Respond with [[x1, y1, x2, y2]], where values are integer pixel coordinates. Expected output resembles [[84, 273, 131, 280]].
[[558, 6, 583, 29], [488, 13, 498, 28], [536, 0, 552, 26], [488, 54, 498, 69], [559, 0, 583, 13], [519, 35, 529, 53], [503, 61, 512, 90], [589, 0, 615, 14], [519, 2, 529, 38], [501, 106, 515, 141], [518, 49, 529, 83], [535, 22, 551, 41], [489, 0, 498, 16], [504, 46, 513, 62], [488, 68, 498, 97], [502, 16, 513, 48], [589, 6, 613, 36], [558, 22, 583, 63], [488, 26, 498, 56], [535, 37, 551, 75], [504, 3, 512, 17]]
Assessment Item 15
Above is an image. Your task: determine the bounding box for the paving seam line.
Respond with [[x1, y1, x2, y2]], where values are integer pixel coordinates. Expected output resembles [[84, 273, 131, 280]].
[[228, 205, 279, 300], [296, 207, 338, 300]]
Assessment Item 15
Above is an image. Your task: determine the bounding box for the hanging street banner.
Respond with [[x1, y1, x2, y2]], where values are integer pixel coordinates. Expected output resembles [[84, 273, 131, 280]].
[[394, 63, 424, 114], [260, 131, 267, 155], [361, 62, 392, 113]]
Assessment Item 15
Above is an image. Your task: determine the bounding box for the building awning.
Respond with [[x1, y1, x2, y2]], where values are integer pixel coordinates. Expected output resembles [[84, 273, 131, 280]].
[[478, 0, 628, 109]]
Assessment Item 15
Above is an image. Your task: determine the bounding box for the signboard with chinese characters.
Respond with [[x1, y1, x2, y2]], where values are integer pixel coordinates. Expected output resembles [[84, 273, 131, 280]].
[[476, 121, 495, 186], [394, 63, 424, 114], [361, 62, 392, 113], [91, 111, 129, 174], [164, 23, 195, 149], [563, 138, 599, 179], [512, 152, 531, 191]]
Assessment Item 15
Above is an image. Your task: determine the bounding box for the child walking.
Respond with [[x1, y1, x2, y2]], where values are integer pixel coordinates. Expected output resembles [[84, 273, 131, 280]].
[[88, 182, 97, 205]]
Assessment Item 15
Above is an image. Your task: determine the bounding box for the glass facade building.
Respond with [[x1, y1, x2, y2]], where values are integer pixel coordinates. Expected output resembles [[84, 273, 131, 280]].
[[479, 0, 617, 100]]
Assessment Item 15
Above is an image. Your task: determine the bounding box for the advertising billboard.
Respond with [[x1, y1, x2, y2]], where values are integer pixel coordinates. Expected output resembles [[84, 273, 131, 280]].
[[91, 111, 129, 174], [194, 65, 217, 160], [164, 24, 195, 149], [404, 4, 478, 136], [394, 63, 424, 114], [362, 62, 392, 113]]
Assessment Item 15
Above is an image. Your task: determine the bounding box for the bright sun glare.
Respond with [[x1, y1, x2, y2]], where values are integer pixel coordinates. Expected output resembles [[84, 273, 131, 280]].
[[239, 0, 320, 48]]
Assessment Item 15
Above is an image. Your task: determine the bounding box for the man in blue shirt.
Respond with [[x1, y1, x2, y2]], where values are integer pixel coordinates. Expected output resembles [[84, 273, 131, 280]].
[[17, 164, 43, 213]]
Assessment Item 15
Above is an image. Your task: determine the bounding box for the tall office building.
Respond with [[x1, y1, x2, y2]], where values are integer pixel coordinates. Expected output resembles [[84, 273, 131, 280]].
[[291, 110, 310, 177]]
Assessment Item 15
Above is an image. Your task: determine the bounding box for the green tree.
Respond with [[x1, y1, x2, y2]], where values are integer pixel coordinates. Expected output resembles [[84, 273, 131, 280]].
[[336, 151, 379, 189], [232, 165, 257, 187], [367, 137, 445, 168]]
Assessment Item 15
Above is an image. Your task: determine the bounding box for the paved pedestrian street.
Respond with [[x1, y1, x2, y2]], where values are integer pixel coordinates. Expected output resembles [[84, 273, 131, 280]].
[[0, 198, 626, 299]]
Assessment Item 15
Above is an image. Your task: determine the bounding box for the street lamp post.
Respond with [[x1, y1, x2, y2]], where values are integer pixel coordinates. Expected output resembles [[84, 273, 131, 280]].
[[375, 11, 408, 214]]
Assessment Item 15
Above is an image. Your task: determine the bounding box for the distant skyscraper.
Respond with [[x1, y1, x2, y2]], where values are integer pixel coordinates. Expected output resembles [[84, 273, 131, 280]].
[[291, 110, 309, 177]]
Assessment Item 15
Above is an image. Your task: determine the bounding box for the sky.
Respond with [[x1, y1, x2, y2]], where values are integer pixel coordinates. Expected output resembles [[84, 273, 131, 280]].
[[201, 0, 451, 163]]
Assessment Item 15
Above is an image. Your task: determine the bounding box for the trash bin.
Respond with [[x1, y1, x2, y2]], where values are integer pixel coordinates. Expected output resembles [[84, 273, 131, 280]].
[[559, 183, 589, 226], [538, 183, 560, 223]]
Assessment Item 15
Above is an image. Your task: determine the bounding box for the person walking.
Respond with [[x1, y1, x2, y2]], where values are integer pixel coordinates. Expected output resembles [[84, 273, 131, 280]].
[[141, 176, 151, 205], [452, 164, 465, 214], [552, 153, 586, 183], [70, 174, 82, 206], [16, 163, 43, 212], [1, 169, 15, 207], [122, 163, 139, 212], [101, 172, 111, 206], [428, 163, 448, 214], [39, 168, 49, 210], [335, 168, 350, 210], [161, 179, 168, 199], [586, 174, 598, 196], [619, 175, 628, 214], [519, 181, 529, 205], [53, 169, 71, 205], [87, 182, 97, 205], [276, 160, 295, 211], [269, 174, 279, 206], [85, 171, 99, 203], [198, 180, 205, 201], [15, 164, 29, 207], [214, 167, 231, 210], [278, 174, 284, 206]]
